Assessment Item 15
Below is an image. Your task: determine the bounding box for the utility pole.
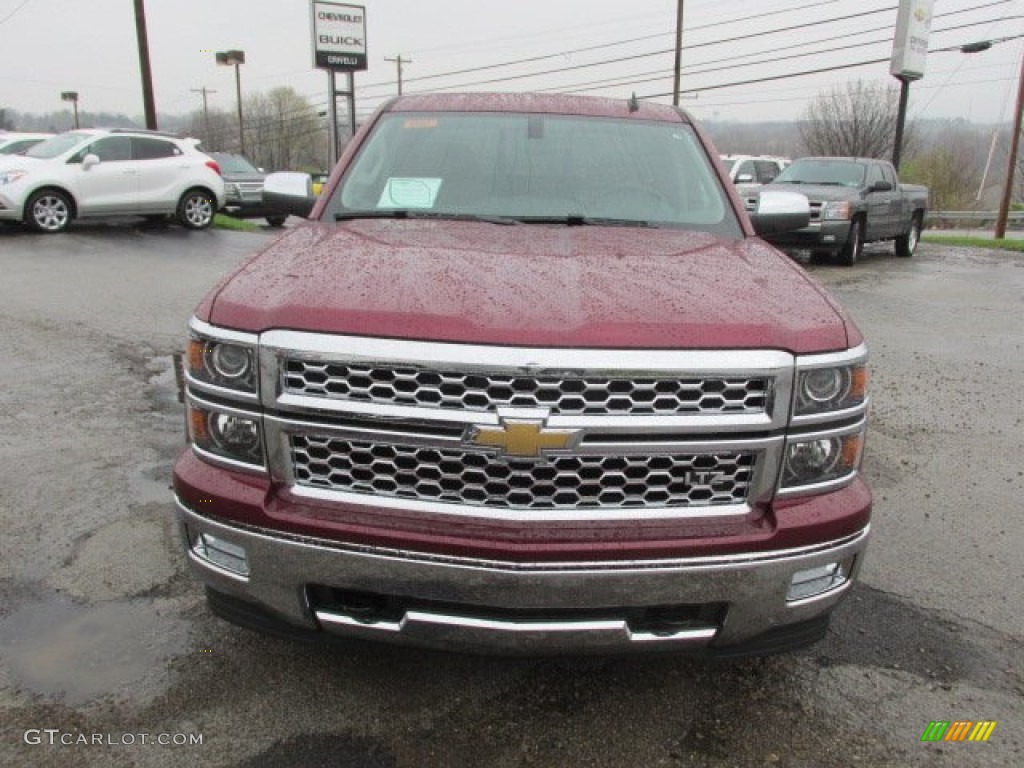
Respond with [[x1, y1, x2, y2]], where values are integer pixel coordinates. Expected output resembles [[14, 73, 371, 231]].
[[190, 87, 217, 146], [996, 51, 1024, 239], [672, 1, 684, 106], [132, 0, 158, 129], [384, 54, 411, 95]]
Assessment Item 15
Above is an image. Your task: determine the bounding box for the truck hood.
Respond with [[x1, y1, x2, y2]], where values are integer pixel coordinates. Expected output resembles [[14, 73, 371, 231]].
[[766, 182, 859, 202], [204, 220, 853, 353]]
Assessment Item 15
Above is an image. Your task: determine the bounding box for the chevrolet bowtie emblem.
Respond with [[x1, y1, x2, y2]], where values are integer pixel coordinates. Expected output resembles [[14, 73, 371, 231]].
[[468, 419, 581, 458]]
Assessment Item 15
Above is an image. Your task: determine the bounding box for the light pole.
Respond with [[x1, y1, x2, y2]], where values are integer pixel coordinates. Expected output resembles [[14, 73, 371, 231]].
[[995, 51, 1023, 239], [60, 91, 79, 129], [216, 50, 246, 156], [932, 38, 1022, 238]]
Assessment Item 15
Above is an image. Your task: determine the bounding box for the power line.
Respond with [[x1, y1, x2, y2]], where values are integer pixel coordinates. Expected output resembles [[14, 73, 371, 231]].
[[387, 2, 1011, 97], [0, 0, 34, 25], [352, 0, 888, 95]]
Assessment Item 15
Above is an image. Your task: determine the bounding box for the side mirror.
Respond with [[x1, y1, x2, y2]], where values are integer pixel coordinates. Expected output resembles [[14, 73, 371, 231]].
[[82, 153, 100, 169], [750, 189, 810, 235], [263, 172, 317, 219], [870, 180, 893, 192]]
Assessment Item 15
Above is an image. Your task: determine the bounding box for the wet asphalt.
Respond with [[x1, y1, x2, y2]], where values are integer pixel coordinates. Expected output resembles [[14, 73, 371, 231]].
[[0, 220, 1020, 767]]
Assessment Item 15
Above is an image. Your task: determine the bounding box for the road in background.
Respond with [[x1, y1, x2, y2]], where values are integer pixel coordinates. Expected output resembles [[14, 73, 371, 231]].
[[1, 222, 1020, 767]]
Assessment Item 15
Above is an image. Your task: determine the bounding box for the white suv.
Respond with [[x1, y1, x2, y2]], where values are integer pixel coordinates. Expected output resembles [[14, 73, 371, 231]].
[[720, 154, 790, 194], [0, 129, 225, 233]]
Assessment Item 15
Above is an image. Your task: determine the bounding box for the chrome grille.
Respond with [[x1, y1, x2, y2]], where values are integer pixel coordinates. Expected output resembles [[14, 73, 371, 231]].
[[283, 361, 771, 416], [290, 435, 755, 510]]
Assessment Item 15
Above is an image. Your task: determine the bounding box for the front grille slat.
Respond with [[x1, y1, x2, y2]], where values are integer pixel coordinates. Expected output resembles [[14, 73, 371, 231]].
[[290, 435, 755, 510], [284, 360, 770, 417]]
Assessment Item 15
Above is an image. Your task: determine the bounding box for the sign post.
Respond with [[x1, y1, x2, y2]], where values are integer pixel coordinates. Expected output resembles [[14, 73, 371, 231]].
[[889, 0, 934, 170], [310, 1, 367, 168]]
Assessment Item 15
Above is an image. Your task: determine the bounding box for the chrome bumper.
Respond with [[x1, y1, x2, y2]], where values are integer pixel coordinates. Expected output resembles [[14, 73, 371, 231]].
[[175, 497, 868, 654]]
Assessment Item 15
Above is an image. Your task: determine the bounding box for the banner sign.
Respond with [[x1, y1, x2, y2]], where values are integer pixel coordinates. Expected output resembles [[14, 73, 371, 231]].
[[311, 2, 367, 72]]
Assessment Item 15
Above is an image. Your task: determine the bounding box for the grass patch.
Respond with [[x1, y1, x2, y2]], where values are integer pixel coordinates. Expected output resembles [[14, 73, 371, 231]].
[[922, 234, 1024, 253], [213, 214, 261, 232]]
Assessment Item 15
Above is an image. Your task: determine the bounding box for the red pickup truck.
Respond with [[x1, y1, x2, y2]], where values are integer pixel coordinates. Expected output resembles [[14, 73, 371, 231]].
[[173, 93, 870, 655]]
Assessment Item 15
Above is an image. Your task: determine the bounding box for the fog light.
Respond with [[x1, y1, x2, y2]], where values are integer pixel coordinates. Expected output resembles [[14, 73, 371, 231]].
[[193, 533, 250, 577], [787, 557, 854, 602]]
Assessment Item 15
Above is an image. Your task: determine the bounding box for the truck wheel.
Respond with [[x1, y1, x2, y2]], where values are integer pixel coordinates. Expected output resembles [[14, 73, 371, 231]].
[[177, 189, 215, 230], [266, 215, 287, 227], [837, 219, 863, 267], [895, 214, 921, 257], [25, 189, 73, 233]]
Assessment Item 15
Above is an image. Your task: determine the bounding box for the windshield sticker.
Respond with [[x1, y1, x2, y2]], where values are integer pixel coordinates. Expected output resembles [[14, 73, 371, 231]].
[[377, 177, 443, 209], [403, 118, 438, 129]]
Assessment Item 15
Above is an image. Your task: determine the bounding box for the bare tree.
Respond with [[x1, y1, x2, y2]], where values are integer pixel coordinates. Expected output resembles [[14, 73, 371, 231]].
[[242, 87, 323, 171], [187, 106, 237, 152], [799, 80, 915, 159]]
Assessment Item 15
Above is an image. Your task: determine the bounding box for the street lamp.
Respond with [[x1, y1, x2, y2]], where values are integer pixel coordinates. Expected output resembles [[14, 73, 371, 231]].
[[61, 91, 79, 129], [216, 49, 246, 156]]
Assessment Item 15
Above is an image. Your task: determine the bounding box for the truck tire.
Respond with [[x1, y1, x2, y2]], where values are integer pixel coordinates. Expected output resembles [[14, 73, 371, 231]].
[[895, 214, 921, 257], [837, 218, 863, 267]]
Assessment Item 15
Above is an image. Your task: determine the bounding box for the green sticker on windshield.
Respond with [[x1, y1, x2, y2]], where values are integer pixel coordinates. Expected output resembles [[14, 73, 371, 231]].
[[377, 177, 443, 209]]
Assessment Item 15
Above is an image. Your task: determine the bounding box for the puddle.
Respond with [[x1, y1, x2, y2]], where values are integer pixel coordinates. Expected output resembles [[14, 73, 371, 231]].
[[0, 596, 189, 705]]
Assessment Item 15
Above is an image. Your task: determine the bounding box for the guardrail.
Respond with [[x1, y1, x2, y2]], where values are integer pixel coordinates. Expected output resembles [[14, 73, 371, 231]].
[[926, 210, 1024, 228]]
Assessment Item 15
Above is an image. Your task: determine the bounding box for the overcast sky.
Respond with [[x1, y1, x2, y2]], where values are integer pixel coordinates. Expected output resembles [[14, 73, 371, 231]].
[[1, 0, 1022, 127]]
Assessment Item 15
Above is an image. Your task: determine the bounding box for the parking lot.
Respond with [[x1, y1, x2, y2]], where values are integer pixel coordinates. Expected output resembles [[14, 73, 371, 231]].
[[1, 222, 1021, 767]]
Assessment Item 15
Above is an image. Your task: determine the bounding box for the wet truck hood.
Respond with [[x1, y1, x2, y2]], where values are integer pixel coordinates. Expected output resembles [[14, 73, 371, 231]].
[[202, 220, 855, 353]]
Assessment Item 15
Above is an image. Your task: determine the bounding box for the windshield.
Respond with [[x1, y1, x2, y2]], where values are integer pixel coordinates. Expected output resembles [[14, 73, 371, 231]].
[[25, 132, 92, 159], [212, 153, 259, 173], [774, 159, 866, 187], [326, 112, 740, 235]]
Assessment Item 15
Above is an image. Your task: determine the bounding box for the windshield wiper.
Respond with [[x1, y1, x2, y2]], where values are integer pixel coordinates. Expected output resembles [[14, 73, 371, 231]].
[[514, 215, 660, 228], [334, 210, 519, 225]]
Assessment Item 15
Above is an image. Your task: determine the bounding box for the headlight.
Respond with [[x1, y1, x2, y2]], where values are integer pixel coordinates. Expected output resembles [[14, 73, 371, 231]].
[[187, 335, 257, 393], [821, 201, 852, 220], [0, 170, 27, 186], [795, 363, 867, 416], [793, 346, 868, 419], [188, 402, 265, 469], [782, 429, 864, 491]]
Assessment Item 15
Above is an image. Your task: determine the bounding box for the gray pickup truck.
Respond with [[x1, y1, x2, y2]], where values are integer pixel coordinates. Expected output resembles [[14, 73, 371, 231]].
[[753, 157, 928, 266]]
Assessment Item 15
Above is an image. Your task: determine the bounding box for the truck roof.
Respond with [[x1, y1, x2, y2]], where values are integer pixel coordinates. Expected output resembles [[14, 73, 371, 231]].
[[384, 92, 691, 123]]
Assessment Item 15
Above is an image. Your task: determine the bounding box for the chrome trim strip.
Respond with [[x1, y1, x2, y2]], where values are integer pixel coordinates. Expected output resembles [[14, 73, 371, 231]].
[[190, 444, 268, 476], [189, 316, 260, 346], [287, 484, 755, 521], [790, 397, 870, 428], [314, 610, 717, 645], [269, 392, 779, 432], [174, 495, 869, 571], [188, 391, 263, 421], [794, 343, 868, 369], [184, 371, 260, 405], [264, 412, 783, 454], [261, 331, 795, 372]]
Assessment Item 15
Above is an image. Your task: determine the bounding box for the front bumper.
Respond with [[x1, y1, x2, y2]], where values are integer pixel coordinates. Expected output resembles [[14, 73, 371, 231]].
[[175, 495, 869, 655], [764, 219, 851, 252]]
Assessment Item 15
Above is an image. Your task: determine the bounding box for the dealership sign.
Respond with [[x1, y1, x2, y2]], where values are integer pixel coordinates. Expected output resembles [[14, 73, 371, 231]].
[[311, 1, 367, 72], [890, 0, 934, 80]]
